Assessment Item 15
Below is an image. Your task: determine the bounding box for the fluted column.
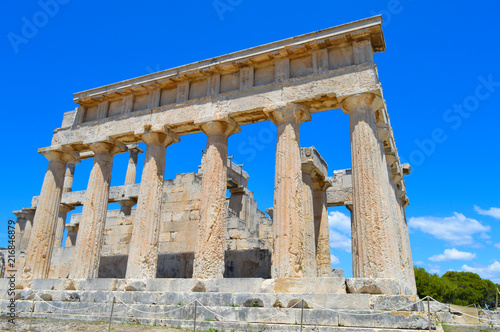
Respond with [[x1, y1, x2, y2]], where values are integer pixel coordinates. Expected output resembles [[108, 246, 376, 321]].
[[126, 126, 179, 279], [267, 103, 311, 278], [301, 168, 318, 277], [65, 223, 78, 247], [13, 211, 27, 250], [312, 180, 332, 276], [193, 118, 240, 279], [20, 147, 77, 280], [70, 139, 126, 279], [124, 144, 143, 185], [341, 93, 399, 279], [20, 207, 36, 250], [63, 162, 78, 193], [53, 204, 74, 247]]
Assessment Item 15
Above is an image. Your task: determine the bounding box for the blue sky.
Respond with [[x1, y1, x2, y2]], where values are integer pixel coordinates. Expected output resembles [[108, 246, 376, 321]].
[[1, 0, 499, 283]]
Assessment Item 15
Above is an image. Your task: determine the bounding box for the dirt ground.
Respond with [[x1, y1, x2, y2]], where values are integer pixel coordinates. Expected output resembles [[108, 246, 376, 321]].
[[0, 317, 193, 332]]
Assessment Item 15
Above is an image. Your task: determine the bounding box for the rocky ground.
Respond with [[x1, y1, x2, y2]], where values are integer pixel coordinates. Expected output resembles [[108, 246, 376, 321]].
[[0, 317, 193, 332]]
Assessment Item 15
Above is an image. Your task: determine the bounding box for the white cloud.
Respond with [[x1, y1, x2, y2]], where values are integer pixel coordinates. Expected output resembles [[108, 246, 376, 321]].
[[328, 210, 352, 253], [495, 243, 500, 249], [414, 261, 426, 266], [329, 230, 351, 252], [461, 261, 500, 281], [328, 211, 351, 234], [330, 254, 340, 265], [428, 248, 476, 262], [474, 206, 500, 220], [408, 213, 490, 246]]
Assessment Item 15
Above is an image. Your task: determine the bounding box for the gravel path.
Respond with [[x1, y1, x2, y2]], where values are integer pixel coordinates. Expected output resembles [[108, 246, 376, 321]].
[[0, 317, 192, 332]]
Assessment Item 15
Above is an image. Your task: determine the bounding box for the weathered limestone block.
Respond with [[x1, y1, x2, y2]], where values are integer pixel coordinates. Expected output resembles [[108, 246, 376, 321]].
[[126, 126, 179, 279], [341, 93, 400, 281], [266, 103, 311, 278], [346, 278, 402, 295], [70, 139, 126, 279], [193, 118, 239, 279], [20, 147, 77, 280]]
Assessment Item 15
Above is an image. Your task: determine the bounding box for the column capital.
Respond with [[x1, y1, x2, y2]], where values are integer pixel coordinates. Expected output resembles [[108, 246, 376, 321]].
[[116, 197, 137, 208], [22, 207, 36, 216], [340, 93, 383, 115], [312, 178, 331, 191], [85, 137, 127, 156], [135, 125, 180, 147], [196, 115, 240, 137], [65, 224, 79, 232], [59, 203, 74, 214], [264, 103, 311, 125], [126, 143, 144, 154], [38, 146, 79, 164], [13, 210, 27, 219]]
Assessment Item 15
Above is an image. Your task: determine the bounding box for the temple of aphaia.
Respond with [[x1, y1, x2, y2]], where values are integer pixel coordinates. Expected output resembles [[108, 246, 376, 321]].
[[2, 16, 432, 330]]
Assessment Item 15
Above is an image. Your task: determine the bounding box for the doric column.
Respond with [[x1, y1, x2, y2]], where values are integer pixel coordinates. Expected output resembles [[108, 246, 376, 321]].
[[63, 161, 78, 193], [116, 198, 137, 218], [126, 126, 179, 279], [53, 204, 74, 247], [70, 139, 126, 279], [193, 118, 240, 279], [341, 93, 399, 279], [65, 223, 79, 247], [124, 144, 143, 185], [20, 147, 77, 280], [312, 180, 332, 277], [266, 103, 311, 278], [301, 167, 318, 277], [19, 207, 36, 250], [13, 211, 27, 250]]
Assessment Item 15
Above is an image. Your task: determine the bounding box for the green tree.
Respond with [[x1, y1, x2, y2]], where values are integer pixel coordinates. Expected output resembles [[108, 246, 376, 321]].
[[414, 267, 499, 308]]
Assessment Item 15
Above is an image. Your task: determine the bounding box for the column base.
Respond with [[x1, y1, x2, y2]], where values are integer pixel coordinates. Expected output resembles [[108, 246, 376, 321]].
[[346, 278, 413, 295]]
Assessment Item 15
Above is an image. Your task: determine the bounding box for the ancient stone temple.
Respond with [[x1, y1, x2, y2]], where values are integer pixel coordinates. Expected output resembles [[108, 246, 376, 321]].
[[2, 16, 429, 331]]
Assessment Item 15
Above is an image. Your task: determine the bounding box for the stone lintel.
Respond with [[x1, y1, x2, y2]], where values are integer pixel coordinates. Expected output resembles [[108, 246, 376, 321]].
[[300, 147, 328, 180], [227, 159, 249, 188], [52, 67, 380, 148], [326, 169, 352, 207]]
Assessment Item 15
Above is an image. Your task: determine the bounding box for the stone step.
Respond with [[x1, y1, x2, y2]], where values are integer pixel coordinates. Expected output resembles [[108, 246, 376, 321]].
[[19, 312, 434, 331], [6, 290, 422, 311], [6, 300, 433, 330]]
